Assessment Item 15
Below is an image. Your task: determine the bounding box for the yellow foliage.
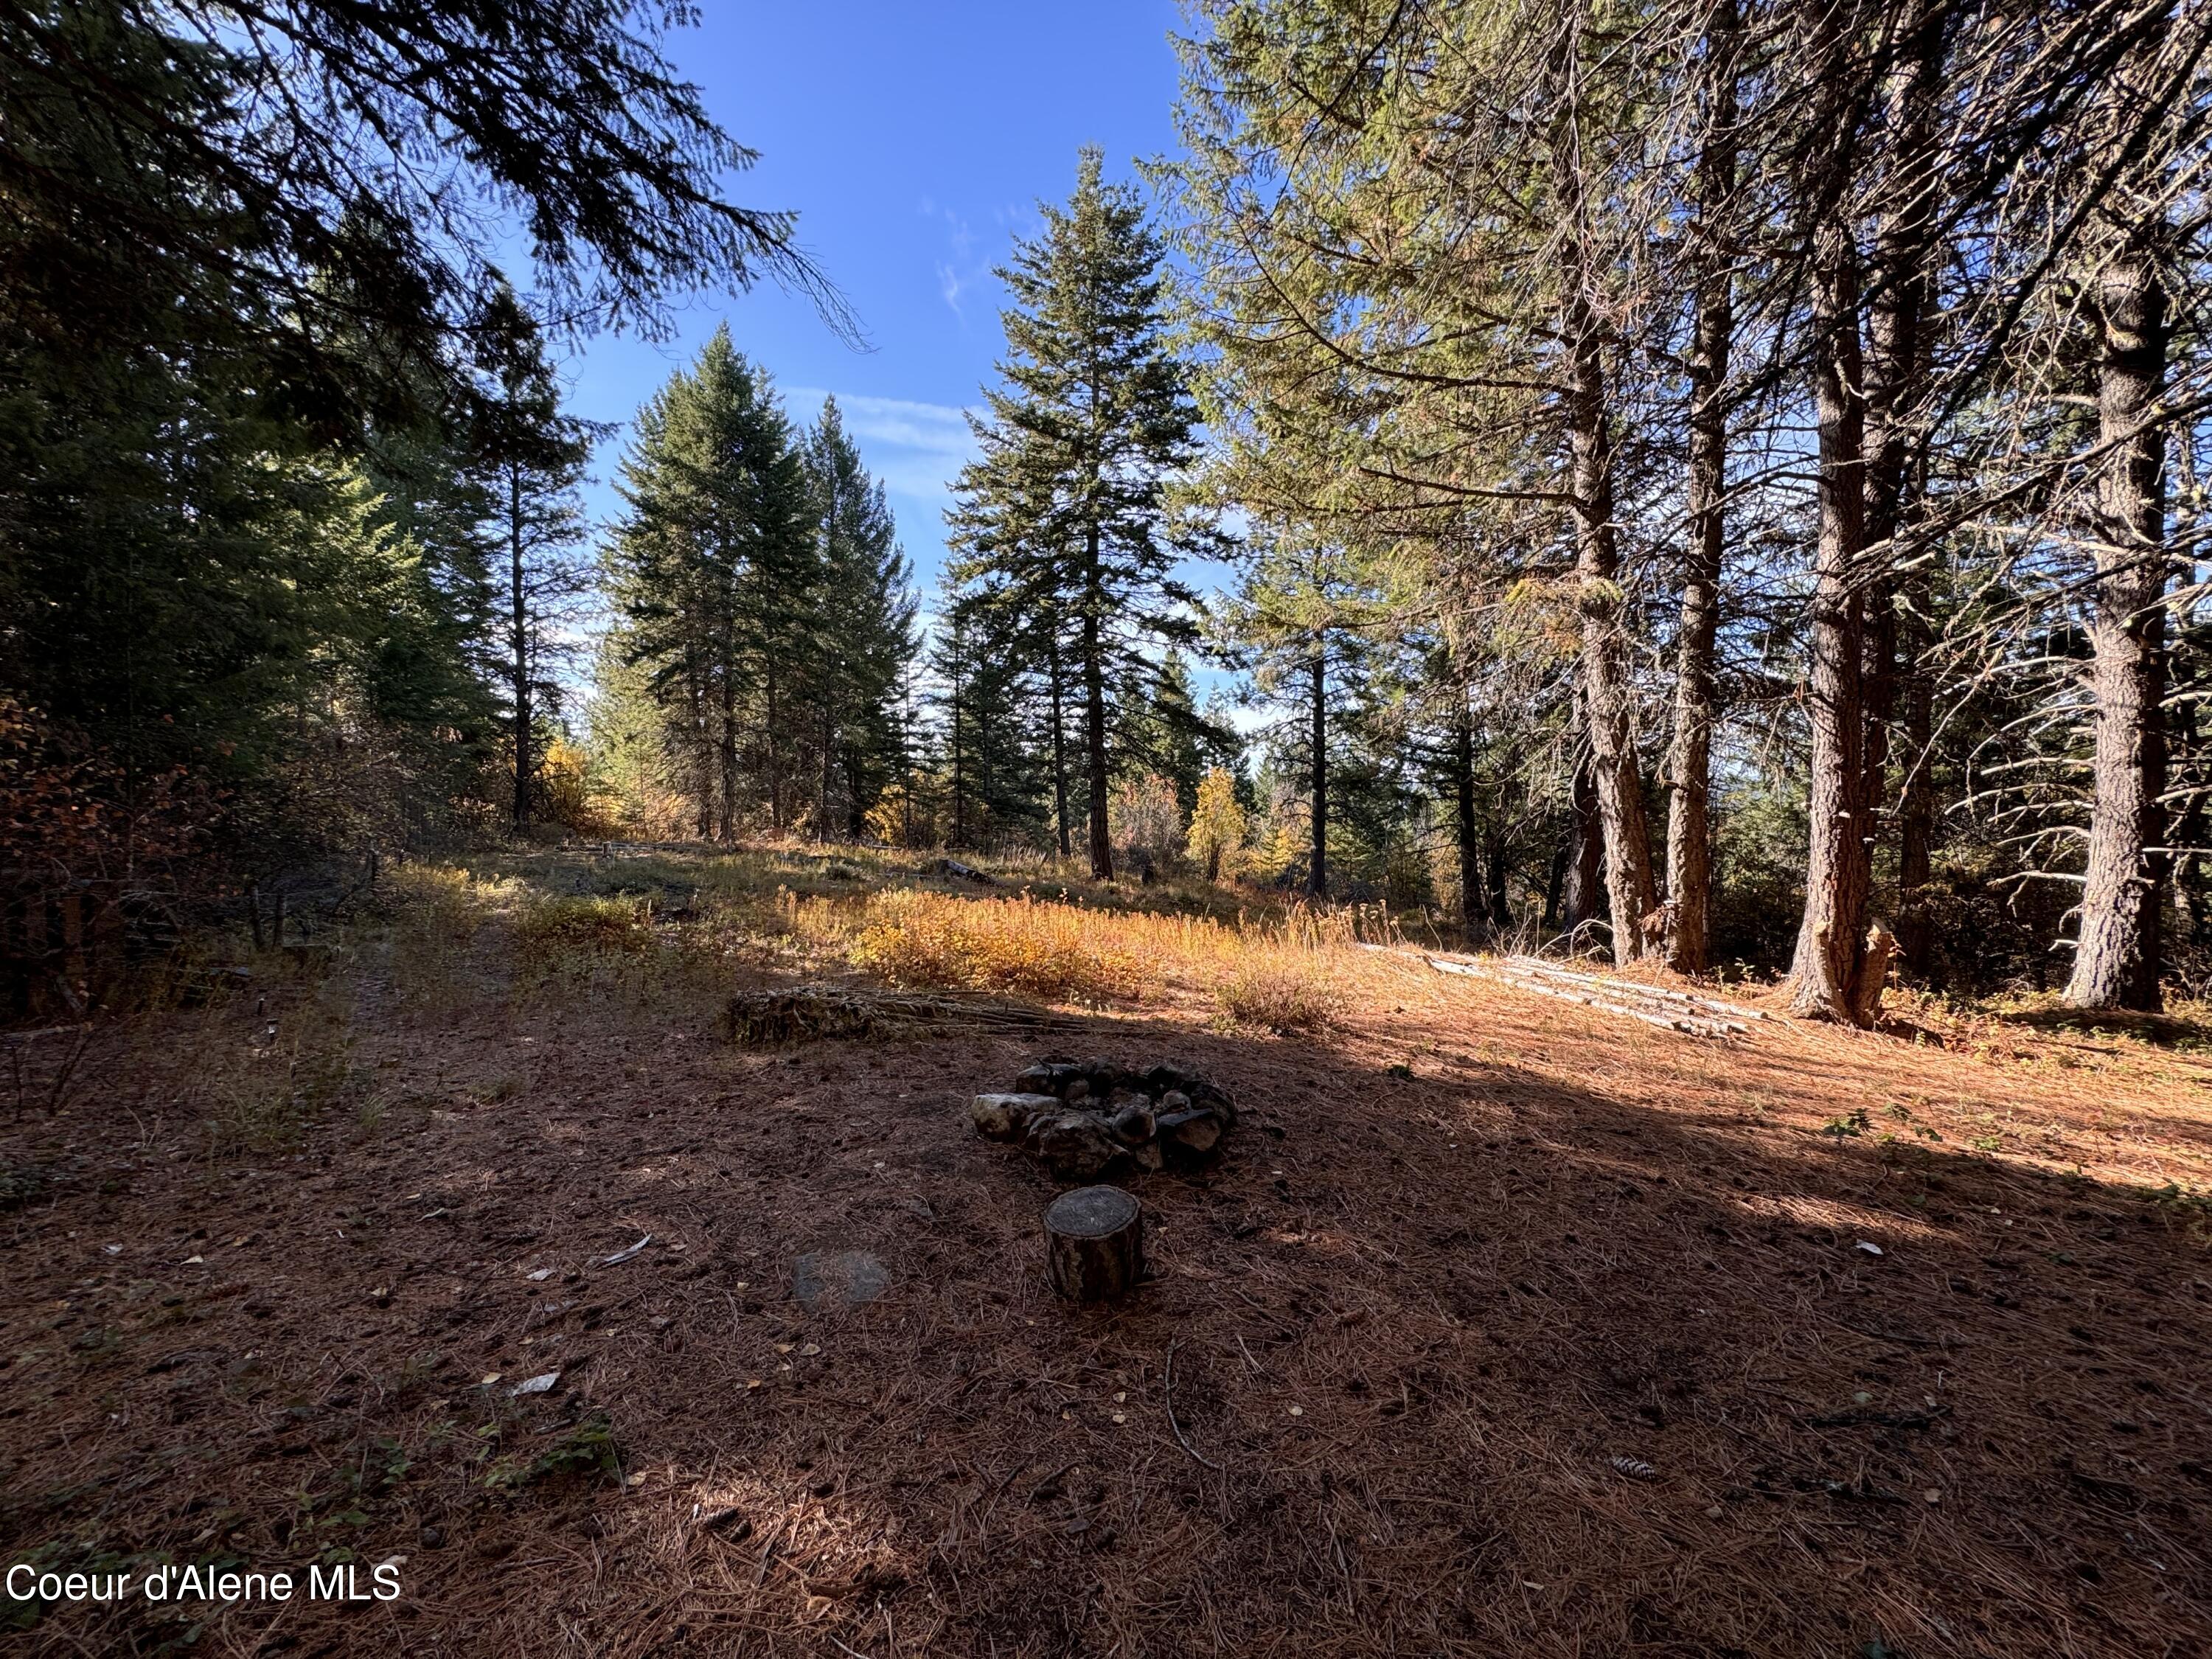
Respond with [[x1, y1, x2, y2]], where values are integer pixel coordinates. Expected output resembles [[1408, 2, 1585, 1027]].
[[1186, 767, 1248, 883], [864, 785, 930, 849], [537, 737, 598, 832]]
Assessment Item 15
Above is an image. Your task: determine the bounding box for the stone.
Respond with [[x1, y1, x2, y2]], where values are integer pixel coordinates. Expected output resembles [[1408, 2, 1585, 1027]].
[[1157, 1089, 1191, 1114], [1064, 1077, 1091, 1105], [1126, 1138, 1164, 1174], [1143, 1064, 1194, 1096], [791, 1250, 889, 1310], [1189, 1082, 1237, 1127], [1109, 1102, 1156, 1144], [1031, 1113, 1125, 1183], [1158, 1107, 1222, 1162], [971, 1092, 1059, 1141]]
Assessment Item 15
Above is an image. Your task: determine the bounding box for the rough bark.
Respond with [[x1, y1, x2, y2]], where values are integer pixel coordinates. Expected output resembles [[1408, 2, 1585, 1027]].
[[1048, 625, 1072, 860], [1561, 753, 1605, 943], [1043, 1186, 1144, 1303], [507, 467, 532, 832], [1787, 223, 1876, 1020], [1308, 647, 1328, 902], [1082, 534, 1113, 880], [1549, 24, 1659, 962], [1561, 274, 1659, 959], [2065, 236, 2170, 1011], [1666, 0, 1739, 975], [1861, 8, 1944, 956], [1455, 706, 1482, 948]]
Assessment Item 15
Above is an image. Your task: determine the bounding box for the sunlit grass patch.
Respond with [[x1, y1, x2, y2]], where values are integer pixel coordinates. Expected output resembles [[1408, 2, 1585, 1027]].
[[1214, 950, 1348, 1033], [515, 894, 657, 960], [848, 889, 1144, 1004]]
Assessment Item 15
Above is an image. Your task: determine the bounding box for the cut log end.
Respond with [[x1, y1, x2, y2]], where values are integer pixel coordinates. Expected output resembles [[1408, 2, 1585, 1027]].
[[1044, 1186, 1144, 1303]]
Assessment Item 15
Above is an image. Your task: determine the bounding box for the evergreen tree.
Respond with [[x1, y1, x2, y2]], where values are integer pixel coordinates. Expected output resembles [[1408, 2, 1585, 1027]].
[[467, 284, 599, 830], [928, 577, 1048, 850], [605, 328, 813, 841], [800, 398, 919, 838], [1219, 538, 1381, 901], [947, 147, 1213, 879]]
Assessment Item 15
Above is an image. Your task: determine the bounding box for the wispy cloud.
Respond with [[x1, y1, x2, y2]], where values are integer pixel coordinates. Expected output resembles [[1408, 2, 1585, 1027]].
[[921, 196, 989, 321], [785, 387, 978, 512], [936, 262, 967, 315]]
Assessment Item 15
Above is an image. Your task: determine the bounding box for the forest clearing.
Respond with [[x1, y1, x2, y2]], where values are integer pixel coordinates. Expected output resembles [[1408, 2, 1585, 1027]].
[[3, 846, 2209, 1656]]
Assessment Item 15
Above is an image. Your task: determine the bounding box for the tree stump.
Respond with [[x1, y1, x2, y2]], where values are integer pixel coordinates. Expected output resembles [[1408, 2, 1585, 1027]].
[[1044, 1186, 1144, 1302]]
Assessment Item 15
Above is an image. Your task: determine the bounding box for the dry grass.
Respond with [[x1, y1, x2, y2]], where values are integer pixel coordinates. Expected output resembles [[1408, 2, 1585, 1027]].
[[804, 885, 1393, 1019], [514, 894, 658, 961], [1213, 950, 1347, 1032], [844, 890, 1147, 1003]]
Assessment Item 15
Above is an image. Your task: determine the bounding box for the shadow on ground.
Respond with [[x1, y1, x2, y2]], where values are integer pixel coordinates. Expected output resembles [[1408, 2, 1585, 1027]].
[[1, 941, 2208, 1658]]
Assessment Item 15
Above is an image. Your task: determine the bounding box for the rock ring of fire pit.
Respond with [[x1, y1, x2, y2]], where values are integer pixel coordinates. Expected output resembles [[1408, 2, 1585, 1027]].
[[970, 1057, 1236, 1183]]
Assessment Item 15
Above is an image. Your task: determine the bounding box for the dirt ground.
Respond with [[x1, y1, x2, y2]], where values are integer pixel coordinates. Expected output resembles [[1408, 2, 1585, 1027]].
[[4, 858, 2211, 1657]]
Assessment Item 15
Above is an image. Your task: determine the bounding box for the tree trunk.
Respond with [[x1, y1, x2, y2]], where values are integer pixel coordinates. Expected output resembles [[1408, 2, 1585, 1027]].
[[1043, 1186, 1143, 1302], [1486, 827, 1513, 931], [1048, 626, 1072, 860], [1084, 555, 1115, 876], [1860, 7, 1944, 956], [818, 706, 835, 842], [1455, 706, 1482, 948], [688, 665, 712, 841], [2066, 235, 2170, 1011], [720, 656, 740, 845], [1896, 645, 1936, 975], [508, 467, 532, 832], [1561, 753, 1604, 942], [762, 665, 781, 835], [1308, 644, 1327, 901], [1554, 116, 1660, 961], [1787, 224, 1875, 1020], [1666, 0, 1738, 975]]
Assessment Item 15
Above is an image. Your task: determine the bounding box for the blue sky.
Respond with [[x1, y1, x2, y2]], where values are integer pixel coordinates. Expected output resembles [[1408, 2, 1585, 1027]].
[[562, 1, 1193, 607]]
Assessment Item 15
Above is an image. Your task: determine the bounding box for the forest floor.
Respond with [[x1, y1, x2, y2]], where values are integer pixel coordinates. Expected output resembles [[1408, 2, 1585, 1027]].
[[4, 843, 2211, 1658]]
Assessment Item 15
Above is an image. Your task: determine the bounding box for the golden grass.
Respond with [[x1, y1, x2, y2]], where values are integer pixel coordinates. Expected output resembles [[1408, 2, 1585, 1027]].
[[847, 889, 1145, 1004], [515, 894, 658, 960], [1214, 950, 1349, 1032], [786, 884, 1397, 1016]]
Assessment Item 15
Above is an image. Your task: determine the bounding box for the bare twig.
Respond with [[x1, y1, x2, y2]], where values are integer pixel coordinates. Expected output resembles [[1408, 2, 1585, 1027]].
[[1165, 1338, 1224, 1472]]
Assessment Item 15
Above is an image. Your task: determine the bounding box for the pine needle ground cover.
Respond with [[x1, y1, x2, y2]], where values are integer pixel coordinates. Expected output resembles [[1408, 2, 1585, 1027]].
[[2, 845, 2210, 1656]]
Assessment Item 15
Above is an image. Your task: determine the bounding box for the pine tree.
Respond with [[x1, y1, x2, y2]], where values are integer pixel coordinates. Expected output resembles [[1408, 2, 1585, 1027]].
[[606, 327, 813, 841], [947, 147, 1212, 879], [468, 284, 598, 830], [800, 398, 919, 838], [1219, 538, 1380, 901]]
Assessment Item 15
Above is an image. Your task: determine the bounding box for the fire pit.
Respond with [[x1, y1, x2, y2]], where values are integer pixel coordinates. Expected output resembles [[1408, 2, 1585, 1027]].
[[970, 1057, 1237, 1182]]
